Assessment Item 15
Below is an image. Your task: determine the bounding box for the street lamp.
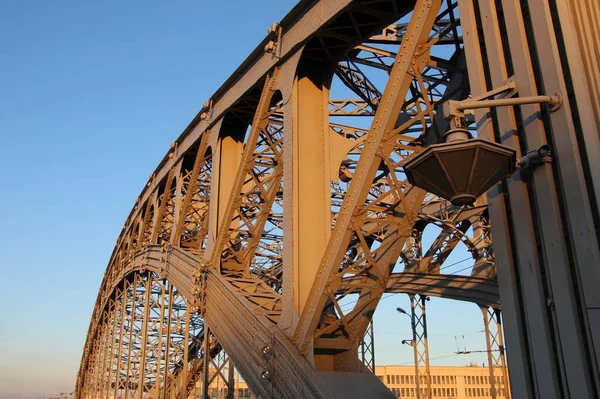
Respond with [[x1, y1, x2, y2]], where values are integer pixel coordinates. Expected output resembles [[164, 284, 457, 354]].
[[397, 307, 416, 346], [404, 83, 562, 206], [404, 130, 516, 205], [396, 306, 409, 316]]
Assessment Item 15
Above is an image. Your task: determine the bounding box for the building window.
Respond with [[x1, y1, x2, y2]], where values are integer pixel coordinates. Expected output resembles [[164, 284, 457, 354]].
[[411, 388, 415, 397], [387, 375, 391, 385]]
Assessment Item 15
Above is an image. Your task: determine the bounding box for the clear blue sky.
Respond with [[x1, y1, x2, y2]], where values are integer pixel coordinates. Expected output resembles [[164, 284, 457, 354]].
[[0, 1, 489, 398]]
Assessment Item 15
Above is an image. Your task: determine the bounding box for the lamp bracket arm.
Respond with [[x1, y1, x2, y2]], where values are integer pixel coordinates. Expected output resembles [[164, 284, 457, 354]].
[[469, 76, 517, 103], [444, 75, 563, 119], [443, 77, 517, 120]]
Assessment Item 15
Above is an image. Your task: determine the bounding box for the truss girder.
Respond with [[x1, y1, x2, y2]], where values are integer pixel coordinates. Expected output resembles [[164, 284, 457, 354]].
[[293, 0, 443, 361], [78, 268, 203, 399], [75, 0, 528, 397], [211, 71, 284, 276]]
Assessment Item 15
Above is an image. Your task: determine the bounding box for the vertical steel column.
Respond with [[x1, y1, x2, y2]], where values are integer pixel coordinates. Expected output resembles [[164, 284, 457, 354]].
[[121, 281, 135, 397], [162, 282, 174, 399], [206, 119, 244, 256], [410, 294, 431, 399], [155, 277, 168, 398], [104, 298, 118, 399], [181, 304, 190, 396], [124, 273, 139, 398], [114, 284, 129, 398], [281, 59, 332, 335], [202, 326, 210, 399], [137, 271, 152, 399], [92, 318, 107, 399], [128, 274, 144, 398], [96, 307, 111, 399], [481, 306, 510, 399], [360, 320, 375, 372], [226, 358, 235, 399]]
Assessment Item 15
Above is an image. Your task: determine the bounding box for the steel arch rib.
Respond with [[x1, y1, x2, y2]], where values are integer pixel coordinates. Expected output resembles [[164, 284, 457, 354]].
[[77, 0, 506, 398]]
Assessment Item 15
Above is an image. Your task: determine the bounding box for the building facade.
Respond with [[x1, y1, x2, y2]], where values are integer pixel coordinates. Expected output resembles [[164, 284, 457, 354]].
[[189, 364, 508, 398], [375, 365, 509, 399]]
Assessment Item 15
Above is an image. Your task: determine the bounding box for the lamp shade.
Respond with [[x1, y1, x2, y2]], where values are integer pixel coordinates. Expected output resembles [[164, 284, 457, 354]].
[[404, 139, 516, 205]]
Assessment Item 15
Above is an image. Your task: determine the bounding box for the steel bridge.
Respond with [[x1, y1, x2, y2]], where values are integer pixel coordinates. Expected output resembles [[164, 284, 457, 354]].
[[76, 0, 600, 398]]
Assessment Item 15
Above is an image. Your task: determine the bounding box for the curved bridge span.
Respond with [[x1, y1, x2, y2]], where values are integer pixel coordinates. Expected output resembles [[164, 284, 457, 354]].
[[77, 0, 600, 398]]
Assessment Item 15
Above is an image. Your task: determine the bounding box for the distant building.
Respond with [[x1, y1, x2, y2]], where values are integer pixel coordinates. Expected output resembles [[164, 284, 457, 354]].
[[375, 365, 509, 398], [189, 364, 509, 398]]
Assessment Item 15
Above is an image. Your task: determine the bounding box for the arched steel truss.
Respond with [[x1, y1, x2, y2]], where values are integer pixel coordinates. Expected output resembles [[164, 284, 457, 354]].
[[76, 0, 519, 398]]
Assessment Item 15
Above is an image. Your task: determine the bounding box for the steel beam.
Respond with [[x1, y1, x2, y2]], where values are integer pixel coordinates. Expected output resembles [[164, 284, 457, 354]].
[[385, 272, 500, 308]]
